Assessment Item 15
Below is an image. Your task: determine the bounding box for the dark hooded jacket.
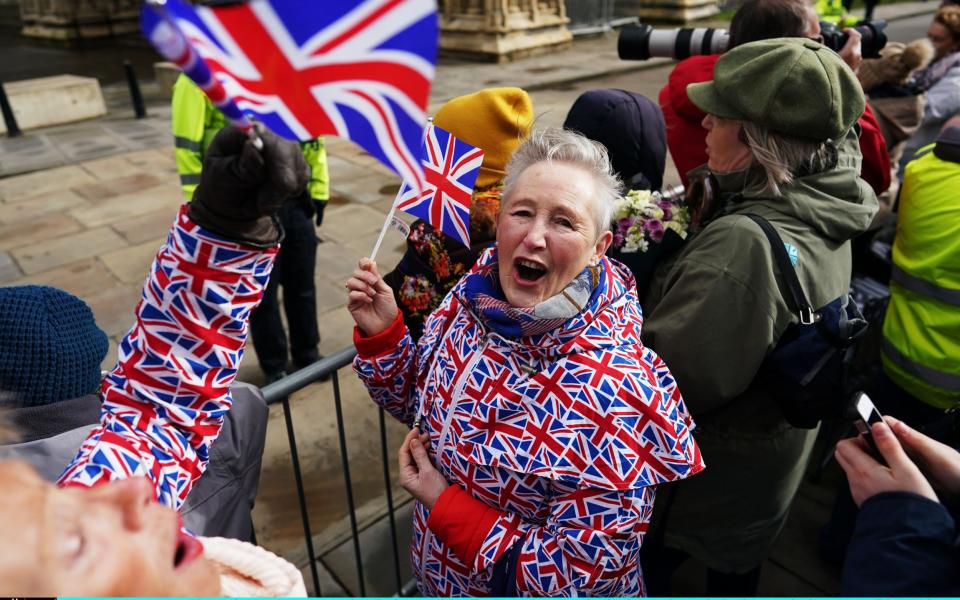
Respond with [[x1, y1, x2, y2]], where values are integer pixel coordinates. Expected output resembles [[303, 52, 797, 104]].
[[563, 88, 667, 191]]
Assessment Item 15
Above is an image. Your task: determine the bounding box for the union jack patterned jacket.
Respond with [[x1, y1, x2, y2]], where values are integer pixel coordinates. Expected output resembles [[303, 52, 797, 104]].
[[354, 248, 704, 596], [58, 205, 276, 510]]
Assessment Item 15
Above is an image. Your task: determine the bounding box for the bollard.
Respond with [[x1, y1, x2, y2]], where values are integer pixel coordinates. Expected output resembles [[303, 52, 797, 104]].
[[0, 82, 21, 137], [123, 61, 147, 119]]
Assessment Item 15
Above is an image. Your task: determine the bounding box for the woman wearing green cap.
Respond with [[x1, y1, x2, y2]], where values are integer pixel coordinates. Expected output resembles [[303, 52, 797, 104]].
[[638, 37, 878, 594]]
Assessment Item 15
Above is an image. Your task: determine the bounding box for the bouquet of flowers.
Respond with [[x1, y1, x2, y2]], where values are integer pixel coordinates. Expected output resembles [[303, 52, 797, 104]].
[[608, 189, 690, 298]]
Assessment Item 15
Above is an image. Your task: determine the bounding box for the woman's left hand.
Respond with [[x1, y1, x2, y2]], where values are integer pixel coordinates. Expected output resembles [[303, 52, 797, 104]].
[[399, 429, 448, 509], [835, 419, 938, 507]]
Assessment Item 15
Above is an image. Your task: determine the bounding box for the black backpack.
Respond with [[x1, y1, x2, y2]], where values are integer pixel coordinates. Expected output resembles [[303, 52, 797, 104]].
[[747, 214, 870, 429]]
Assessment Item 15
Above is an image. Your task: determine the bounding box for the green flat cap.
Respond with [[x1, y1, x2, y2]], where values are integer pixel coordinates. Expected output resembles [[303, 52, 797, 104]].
[[687, 37, 864, 141]]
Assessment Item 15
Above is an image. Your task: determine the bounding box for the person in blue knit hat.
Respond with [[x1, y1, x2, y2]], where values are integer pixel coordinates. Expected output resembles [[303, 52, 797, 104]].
[[0, 285, 269, 541], [0, 285, 108, 407]]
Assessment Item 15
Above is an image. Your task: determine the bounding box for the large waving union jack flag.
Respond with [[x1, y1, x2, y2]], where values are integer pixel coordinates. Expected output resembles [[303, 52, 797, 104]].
[[142, 0, 438, 191], [395, 122, 485, 247]]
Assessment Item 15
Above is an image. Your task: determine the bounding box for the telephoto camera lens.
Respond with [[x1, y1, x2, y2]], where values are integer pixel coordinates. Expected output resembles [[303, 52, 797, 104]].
[[618, 24, 730, 61], [819, 19, 888, 58]]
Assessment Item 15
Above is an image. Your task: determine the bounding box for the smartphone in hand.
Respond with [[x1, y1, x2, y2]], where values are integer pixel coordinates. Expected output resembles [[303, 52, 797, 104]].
[[853, 392, 887, 466]]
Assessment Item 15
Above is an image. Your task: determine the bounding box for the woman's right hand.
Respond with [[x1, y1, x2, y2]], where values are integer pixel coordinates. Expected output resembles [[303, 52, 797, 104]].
[[346, 258, 398, 337]]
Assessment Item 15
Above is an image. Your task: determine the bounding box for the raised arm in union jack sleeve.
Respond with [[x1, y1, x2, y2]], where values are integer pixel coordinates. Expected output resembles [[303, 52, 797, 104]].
[[59, 125, 308, 507], [58, 206, 277, 508]]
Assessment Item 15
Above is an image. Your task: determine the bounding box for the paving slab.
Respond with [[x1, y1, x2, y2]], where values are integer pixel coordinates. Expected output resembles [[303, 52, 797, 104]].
[[123, 147, 179, 176], [298, 558, 349, 598], [0, 188, 89, 225], [314, 240, 365, 284], [78, 154, 154, 181], [72, 172, 168, 202], [100, 238, 164, 283], [0, 164, 98, 202], [101, 119, 171, 149], [324, 154, 398, 206], [68, 183, 183, 228], [0, 213, 83, 251], [320, 499, 415, 597], [317, 306, 357, 358], [0, 250, 22, 282], [85, 283, 142, 338], [313, 275, 349, 315], [0, 134, 66, 175], [11, 225, 127, 274], [109, 207, 179, 244], [342, 229, 405, 270], [6, 257, 119, 299], [320, 204, 395, 245]]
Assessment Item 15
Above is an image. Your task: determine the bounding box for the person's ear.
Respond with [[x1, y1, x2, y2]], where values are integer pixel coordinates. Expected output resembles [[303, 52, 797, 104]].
[[593, 230, 613, 262]]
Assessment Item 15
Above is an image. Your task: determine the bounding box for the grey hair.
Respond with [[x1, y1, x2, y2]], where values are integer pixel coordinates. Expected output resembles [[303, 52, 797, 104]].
[[741, 121, 836, 197], [503, 127, 622, 238]]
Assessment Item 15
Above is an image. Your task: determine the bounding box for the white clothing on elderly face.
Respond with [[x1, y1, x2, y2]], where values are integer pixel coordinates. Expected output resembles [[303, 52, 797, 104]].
[[200, 536, 306, 597]]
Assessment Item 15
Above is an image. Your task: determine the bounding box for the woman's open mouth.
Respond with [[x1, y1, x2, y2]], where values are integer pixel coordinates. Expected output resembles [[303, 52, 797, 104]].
[[514, 258, 547, 284], [174, 518, 204, 569]]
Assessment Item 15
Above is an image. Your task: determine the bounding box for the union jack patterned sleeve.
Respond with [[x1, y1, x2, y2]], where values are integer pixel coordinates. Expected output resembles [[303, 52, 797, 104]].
[[353, 293, 461, 427], [58, 205, 277, 510]]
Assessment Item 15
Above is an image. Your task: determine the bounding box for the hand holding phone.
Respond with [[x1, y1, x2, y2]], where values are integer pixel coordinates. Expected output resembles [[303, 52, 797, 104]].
[[853, 392, 886, 466]]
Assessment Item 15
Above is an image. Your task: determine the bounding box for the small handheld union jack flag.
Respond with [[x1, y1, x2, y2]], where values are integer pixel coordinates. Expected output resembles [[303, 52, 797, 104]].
[[140, 0, 438, 192], [395, 122, 485, 248]]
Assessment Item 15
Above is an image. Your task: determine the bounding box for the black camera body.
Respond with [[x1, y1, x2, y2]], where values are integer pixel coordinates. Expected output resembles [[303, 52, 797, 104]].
[[618, 19, 888, 61]]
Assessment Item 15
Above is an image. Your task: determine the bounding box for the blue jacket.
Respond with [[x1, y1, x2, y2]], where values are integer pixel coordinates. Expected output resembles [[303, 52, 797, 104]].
[[842, 491, 960, 596]]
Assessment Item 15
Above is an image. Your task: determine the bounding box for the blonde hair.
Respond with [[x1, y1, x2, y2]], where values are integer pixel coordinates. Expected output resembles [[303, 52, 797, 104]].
[[741, 122, 836, 196]]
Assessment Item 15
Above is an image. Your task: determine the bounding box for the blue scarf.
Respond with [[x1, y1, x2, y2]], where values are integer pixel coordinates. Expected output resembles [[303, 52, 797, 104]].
[[461, 260, 601, 338]]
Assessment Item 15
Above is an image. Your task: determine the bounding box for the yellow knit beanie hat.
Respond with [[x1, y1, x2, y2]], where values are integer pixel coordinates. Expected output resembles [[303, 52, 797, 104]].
[[433, 87, 533, 189]]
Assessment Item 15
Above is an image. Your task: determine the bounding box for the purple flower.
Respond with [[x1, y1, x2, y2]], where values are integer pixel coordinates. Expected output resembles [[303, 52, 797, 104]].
[[648, 220, 665, 242]]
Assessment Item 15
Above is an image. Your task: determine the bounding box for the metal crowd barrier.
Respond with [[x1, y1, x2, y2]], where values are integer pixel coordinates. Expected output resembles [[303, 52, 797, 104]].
[[259, 347, 412, 597]]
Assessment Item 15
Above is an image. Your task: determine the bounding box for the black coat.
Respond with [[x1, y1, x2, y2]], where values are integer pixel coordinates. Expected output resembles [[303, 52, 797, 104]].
[[842, 491, 960, 596]]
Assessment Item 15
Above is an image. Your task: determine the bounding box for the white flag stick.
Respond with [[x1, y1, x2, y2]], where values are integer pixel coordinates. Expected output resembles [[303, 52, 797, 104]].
[[369, 118, 432, 262], [369, 190, 400, 262]]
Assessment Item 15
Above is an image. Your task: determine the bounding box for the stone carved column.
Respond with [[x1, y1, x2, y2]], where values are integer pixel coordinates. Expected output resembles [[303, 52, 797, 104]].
[[20, 0, 139, 39], [439, 0, 572, 62], [616, 0, 719, 24]]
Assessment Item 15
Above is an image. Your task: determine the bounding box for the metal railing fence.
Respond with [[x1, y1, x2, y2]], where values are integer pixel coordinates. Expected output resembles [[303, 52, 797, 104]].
[[259, 347, 410, 597]]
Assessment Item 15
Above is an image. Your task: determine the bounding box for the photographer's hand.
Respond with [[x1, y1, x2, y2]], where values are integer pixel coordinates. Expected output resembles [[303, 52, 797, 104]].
[[836, 420, 937, 507], [838, 27, 863, 74], [888, 416, 960, 498]]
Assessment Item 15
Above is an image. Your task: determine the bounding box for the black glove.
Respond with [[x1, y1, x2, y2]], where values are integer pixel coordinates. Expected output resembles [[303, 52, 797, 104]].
[[314, 199, 327, 227], [189, 124, 309, 247]]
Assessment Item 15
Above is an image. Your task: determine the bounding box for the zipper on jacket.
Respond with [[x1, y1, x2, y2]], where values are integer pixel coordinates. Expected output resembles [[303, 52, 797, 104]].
[[437, 332, 490, 465]]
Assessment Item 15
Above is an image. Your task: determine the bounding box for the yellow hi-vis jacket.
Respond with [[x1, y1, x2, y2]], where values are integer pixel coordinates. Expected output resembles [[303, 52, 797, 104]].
[[815, 0, 848, 26], [170, 73, 329, 204], [882, 143, 960, 409]]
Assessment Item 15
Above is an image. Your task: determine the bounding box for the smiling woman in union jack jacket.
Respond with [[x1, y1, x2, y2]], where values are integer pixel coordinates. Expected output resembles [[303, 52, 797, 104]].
[[347, 127, 705, 596]]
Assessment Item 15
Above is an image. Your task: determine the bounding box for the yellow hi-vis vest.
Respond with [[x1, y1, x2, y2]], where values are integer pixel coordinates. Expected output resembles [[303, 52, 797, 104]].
[[170, 74, 329, 203], [882, 143, 960, 409], [815, 0, 848, 26]]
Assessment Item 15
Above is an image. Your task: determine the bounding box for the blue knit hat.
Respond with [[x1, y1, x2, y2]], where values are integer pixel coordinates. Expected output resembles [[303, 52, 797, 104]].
[[0, 285, 109, 407]]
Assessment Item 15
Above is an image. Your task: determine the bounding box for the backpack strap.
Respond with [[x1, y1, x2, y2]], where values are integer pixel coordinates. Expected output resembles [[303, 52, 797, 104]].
[[744, 214, 817, 325]]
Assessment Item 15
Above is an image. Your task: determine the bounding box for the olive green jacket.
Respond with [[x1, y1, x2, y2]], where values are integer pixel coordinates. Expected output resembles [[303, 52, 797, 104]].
[[641, 131, 877, 572]]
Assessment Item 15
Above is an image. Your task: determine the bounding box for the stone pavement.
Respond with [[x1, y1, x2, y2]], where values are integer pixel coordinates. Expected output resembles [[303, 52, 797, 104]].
[[0, 5, 936, 594]]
